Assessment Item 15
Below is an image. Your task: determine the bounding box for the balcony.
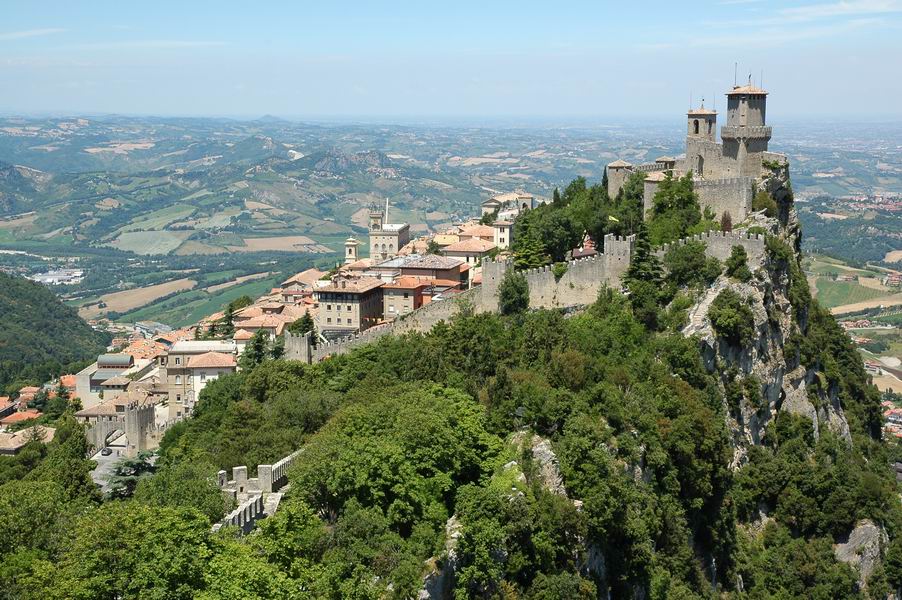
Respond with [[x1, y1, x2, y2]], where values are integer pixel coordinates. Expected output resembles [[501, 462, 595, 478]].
[[721, 125, 771, 140]]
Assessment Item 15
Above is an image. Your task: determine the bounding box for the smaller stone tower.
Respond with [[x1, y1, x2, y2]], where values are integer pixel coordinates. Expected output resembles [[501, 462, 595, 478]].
[[344, 237, 360, 264], [606, 159, 633, 198], [685, 102, 717, 177]]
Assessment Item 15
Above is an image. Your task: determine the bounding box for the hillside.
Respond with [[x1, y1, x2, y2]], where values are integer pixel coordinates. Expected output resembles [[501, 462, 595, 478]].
[[5, 164, 900, 599], [0, 272, 110, 390]]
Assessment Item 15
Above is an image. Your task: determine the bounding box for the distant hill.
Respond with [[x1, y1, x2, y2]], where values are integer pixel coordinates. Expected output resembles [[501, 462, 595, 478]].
[[0, 272, 110, 391]]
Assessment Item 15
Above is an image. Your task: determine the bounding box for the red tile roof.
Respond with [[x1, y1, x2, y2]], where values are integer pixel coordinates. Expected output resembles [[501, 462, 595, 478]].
[[186, 351, 237, 369], [0, 410, 42, 425]]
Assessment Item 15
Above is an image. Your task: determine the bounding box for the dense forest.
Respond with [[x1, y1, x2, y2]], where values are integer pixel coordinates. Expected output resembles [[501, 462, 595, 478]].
[[1, 171, 900, 599], [0, 272, 110, 392]]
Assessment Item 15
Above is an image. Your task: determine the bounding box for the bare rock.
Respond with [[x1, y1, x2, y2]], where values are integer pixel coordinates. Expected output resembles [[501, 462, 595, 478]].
[[834, 519, 888, 591], [418, 515, 462, 599]]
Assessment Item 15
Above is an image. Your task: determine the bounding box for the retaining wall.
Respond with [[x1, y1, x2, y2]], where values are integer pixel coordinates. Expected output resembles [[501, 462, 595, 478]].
[[655, 230, 765, 266]]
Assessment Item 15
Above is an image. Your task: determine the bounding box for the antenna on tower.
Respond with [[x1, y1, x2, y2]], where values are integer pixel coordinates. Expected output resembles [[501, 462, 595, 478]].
[[384, 197, 389, 223], [734, 62, 738, 87], [760, 69, 764, 89]]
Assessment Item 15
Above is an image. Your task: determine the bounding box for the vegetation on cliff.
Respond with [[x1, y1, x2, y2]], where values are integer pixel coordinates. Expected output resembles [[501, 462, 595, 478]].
[[0, 168, 897, 598]]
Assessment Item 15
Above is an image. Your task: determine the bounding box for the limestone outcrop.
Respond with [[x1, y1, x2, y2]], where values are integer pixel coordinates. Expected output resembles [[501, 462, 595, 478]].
[[834, 519, 888, 591], [683, 180, 850, 467]]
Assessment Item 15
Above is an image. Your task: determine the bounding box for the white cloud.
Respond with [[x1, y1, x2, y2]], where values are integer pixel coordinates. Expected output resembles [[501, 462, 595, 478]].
[[780, 0, 902, 21], [0, 28, 65, 41], [72, 40, 227, 50]]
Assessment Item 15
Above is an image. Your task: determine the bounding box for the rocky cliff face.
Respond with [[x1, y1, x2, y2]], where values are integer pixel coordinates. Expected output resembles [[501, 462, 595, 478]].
[[684, 171, 851, 467]]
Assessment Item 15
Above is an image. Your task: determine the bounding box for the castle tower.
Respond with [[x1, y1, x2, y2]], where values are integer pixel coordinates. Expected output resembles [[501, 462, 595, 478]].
[[606, 159, 633, 198], [685, 101, 717, 177], [344, 236, 360, 264], [721, 81, 771, 176], [368, 203, 384, 232]]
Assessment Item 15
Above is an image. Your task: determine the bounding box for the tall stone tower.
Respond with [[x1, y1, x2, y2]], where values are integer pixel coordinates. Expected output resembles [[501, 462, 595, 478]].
[[721, 82, 771, 176], [344, 237, 360, 264], [368, 203, 384, 232], [685, 102, 717, 177]]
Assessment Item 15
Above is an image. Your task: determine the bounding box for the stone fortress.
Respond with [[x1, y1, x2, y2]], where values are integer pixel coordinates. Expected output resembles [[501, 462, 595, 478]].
[[280, 79, 784, 363], [606, 78, 787, 222]]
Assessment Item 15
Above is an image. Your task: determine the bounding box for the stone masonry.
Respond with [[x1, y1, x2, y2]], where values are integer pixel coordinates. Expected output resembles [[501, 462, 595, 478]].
[[286, 231, 765, 363]]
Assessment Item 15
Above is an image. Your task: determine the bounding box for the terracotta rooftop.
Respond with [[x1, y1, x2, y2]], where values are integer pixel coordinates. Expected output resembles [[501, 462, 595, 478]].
[[101, 375, 132, 387], [607, 159, 633, 168], [727, 84, 767, 95], [59, 375, 77, 389], [1, 410, 42, 425], [18, 386, 41, 394], [281, 268, 327, 287], [233, 328, 254, 341], [0, 426, 55, 451], [402, 255, 466, 270], [75, 401, 119, 417], [443, 238, 496, 253], [383, 276, 435, 290], [459, 224, 495, 238], [655, 156, 676, 162], [186, 351, 237, 369]]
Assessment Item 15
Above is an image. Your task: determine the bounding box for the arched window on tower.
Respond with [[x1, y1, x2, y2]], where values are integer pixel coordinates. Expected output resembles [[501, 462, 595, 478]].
[[693, 120, 699, 135]]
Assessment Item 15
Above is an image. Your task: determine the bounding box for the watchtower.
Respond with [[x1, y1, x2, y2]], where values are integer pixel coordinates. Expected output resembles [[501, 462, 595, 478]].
[[605, 159, 633, 198], [344, 237, 360, 264], [721, 80, 771, 175], [368, 203, 384, 232], [685, 101, 717, 177]]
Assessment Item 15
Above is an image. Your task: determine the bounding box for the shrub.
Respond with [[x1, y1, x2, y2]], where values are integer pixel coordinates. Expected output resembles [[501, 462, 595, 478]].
[[709, 289, 755, 346], [552, 262, 568, 282], [663, 240, 721, 288], [752, 190, 778, 218], [725, 246, 753, 282]]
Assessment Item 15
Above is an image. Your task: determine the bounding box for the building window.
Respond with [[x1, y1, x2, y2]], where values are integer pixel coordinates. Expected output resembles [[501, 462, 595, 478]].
[[347, 305, 351, 311], [326, 304, 331, 311], [176, 394, 181, 402], [175, 375, 181, 384], [346, 318, 351, 324], [200, 373, 206, 382], [693, 119, 699, 135], [174, 357, 180, 365], [327, 317, 332, 324]]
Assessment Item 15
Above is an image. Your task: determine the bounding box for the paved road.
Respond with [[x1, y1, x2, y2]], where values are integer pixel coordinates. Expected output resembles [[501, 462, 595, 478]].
[[89, 432, 127, 491]]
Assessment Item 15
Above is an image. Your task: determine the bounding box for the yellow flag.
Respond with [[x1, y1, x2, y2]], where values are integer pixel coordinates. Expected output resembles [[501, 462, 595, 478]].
[[608, 215, 620, 222]]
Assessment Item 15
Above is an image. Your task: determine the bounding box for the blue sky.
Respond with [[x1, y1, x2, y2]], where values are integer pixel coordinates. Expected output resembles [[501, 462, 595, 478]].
[[2, 0, 901, 119]]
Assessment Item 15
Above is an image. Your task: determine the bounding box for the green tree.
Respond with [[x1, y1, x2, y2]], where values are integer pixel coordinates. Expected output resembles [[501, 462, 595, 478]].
[[498, 270, 529, 316], [724, 245, 753, 282], [709, 289, 755, 346], [107, 451, 156, 500], [240, 331, 269, 370], [647, 171, 703, 245], [134, 459, 231, 523], [43, 502, 212, 600]]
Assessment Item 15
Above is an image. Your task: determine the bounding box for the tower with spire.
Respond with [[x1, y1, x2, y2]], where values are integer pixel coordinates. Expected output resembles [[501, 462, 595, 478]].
[[367, 199, 410, 261]]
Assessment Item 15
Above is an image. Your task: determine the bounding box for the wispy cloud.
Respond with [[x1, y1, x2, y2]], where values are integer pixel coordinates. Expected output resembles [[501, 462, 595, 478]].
[[72, 39, 227, 50], [780, 0, 902, 20], [689, 17, 882, 47], [0, 28, 65, 41]]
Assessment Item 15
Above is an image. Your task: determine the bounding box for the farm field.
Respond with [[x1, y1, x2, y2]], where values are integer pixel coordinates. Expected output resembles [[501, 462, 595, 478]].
[[226, 235, 318, 252], [815, 279, 888, 309], [205, 271, 270, 292], [78, 277, 197, 319], [118, 275, 280, 327], [107, 230, 193, 255]]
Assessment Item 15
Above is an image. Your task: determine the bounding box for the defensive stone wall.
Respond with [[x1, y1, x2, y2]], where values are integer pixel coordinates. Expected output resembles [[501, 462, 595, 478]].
[[217, 448, 304, 497], [212, 495, 264, 534], [292, 231, 761, 363], [308, 288, 480, 362], [694, 176, 755, 222], [655, 230, 765, 266], [633, 162, 667, 173]]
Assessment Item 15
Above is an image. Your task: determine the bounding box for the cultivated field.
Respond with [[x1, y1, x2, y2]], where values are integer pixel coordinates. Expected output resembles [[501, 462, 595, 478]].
[[108, 230, 193, 255], [205, 271, 271, 293], [886, 250, 902, 263], [226, 235, 317, 252], [79, 277, 197, 319]]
